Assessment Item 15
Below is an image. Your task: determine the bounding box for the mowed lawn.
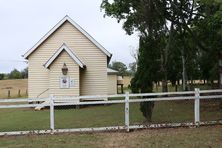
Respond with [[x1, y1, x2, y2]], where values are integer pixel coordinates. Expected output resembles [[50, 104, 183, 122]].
[[0, 100, 221, 132], [0, 79, 28, 98], [0, 126, 221, 148], [0, 79, 221, 147], [0, 79, 221, 132]]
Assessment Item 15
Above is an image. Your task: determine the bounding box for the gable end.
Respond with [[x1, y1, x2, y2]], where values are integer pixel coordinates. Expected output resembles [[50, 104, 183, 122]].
[[44, 44, 85, 69], [23, 15, 112, 59]]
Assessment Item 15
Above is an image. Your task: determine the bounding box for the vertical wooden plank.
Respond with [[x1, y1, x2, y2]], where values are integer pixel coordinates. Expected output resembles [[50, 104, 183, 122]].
[[194, 88, 200, 125], [125, 92, 130, 132], [50, 95, 55, 131]]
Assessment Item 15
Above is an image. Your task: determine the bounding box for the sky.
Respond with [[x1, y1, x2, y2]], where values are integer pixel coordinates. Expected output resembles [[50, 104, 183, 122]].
[[0, 0, 139, 73]]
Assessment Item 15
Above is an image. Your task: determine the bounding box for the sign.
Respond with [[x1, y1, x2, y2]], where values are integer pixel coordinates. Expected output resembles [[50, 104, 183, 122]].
[[60, 76, 70, 88], [70, 79, 75, 87]]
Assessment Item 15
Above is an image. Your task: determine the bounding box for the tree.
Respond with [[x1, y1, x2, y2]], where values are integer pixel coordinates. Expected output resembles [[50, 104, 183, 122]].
[[101, 0, 168, 121], [166, 32, 182, 90], [194, 0, 222, 85], [128, 62, 136, 76], [8, 69, 22, 79], [21, 67, 28, 79], [131, 36, 162, 121], [101, 0, 222, 120], [0, 74, 4, 80], [109, 61, 128, 76]]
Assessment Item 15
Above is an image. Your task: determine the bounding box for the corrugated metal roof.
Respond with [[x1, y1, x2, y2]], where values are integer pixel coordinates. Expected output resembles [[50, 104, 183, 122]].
[[107, 68, 118, 75]]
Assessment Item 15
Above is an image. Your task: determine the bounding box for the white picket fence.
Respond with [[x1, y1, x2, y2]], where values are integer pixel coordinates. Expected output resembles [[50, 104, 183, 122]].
[[0, 88, 222, 136]]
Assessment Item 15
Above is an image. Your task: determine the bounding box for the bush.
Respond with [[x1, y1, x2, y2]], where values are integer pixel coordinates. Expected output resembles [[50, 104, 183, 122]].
[[140, 101, 155, 122], [8, 69, 22, 79], [0, 74, 4, 80]]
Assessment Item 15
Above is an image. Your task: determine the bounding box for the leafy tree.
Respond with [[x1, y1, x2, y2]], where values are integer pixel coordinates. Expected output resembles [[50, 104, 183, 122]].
[[0, 74, 4, 80], [101, 0, 167, 121], [194, 0, 222, 85], [131, 36, 161, 121], [128, 62, 136, 76], [8, 69, 22, 79], [166, 33, 182, 89], [21, 67, 28, 79], [109, 61, 128, 76], [101, 0, 222, 120]]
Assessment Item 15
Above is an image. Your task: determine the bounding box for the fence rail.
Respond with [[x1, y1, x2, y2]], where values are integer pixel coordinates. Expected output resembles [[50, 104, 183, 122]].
[[0, 88, 221, 136]]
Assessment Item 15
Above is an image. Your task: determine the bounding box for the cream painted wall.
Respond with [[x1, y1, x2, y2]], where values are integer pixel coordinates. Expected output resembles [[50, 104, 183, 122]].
[[28, 21, 107, 98], [49, 51, 79, 96], [107, 74, 117, 95]]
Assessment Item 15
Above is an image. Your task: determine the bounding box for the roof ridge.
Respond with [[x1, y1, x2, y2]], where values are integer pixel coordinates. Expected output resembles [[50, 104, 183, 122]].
[[23, 16, 112, 59]]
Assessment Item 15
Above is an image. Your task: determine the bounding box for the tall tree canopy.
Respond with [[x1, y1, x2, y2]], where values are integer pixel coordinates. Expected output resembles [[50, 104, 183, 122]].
[[101, 0, 222, 121], [194, 0, 222, 83]]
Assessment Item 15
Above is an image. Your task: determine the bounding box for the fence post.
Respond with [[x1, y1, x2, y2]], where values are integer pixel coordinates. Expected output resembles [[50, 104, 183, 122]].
[[18, 89, 21, 97], [50, 95, 55, 131], [194, 88, 200, 126], [125, 92, 130, 132], [8, 90, 10, 98]]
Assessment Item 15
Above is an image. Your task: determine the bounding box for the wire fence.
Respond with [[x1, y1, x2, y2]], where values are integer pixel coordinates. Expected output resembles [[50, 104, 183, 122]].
[[0, 79, 28, 99], [0, 88, 221, 136]]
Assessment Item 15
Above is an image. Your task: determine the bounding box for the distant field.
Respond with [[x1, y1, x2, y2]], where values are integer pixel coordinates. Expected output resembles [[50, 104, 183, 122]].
[[0, 79, 214, 99], [0, 79, 28, 99]]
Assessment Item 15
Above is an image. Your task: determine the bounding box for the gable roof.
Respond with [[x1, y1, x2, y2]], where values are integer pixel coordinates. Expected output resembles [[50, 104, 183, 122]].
[[23, 15, 112, 59], [44, 44, 85, 69]]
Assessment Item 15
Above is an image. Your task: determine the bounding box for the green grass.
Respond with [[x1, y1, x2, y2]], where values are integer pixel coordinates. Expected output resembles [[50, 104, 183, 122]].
[[0, 126, 221, 148], [0, 101, 221, 132], [0, 108, 50, 131], [0, 79, 221, 147], [0, 96, 221, 148]]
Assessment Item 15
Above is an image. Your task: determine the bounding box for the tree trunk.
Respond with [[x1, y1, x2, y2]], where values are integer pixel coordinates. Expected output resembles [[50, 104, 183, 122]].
[[162, 69, 168, 92], [156, 82, 158, 92], [177, 79, 180, 85], [162, 79, 168, 92], [219, 74, 222, 109], [160, 23, 175, 93]]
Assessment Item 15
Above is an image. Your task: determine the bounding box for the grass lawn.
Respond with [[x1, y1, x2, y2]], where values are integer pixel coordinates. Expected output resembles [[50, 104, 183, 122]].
[[0, 100, 221, 132], [0, 79, 221, 147], [0, 79, 220, 132], [0, 125, 221, 148]]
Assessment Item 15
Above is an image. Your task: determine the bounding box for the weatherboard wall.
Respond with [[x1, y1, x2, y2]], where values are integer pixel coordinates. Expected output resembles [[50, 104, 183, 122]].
[[107, 74, 117, 95], [28, 21, 107, 98], [49, 51, 80, 96]]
